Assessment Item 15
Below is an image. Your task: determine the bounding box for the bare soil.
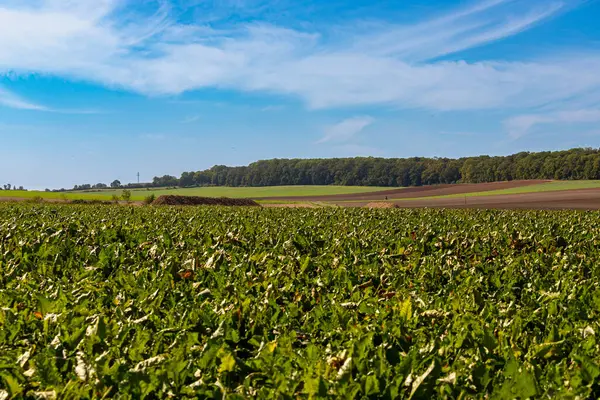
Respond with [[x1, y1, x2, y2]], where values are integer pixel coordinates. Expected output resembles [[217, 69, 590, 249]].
[[339, 188, 600, 210]]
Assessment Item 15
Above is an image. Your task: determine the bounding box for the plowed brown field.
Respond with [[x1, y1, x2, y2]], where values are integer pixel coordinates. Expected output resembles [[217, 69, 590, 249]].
[[340, 188, 600, 210], [262, 180, 600, 210]]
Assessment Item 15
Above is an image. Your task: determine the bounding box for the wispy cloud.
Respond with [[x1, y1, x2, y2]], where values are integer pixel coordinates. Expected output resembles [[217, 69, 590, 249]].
[[351, 0, 566, 61], [317, 116, 374, 144], [0, 87, 48, 110], [181, 115, 200, 123], [261, 105, 285, 112], [0, 0, 594, 115], [139, 133, 166, 141], [0, 85, 104, 113], [505, 109, 600, 138]]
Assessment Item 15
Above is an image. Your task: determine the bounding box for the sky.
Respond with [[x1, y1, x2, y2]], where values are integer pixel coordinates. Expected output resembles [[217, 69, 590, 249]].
[[2, 0, 600, 189]]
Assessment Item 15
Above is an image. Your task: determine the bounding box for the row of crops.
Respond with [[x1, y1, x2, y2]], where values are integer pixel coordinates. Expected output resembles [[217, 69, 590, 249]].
[[1, 204, 600, 398]]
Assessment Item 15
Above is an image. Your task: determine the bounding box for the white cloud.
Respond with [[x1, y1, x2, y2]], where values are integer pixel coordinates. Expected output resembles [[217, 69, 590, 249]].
[[0, 85, 103, 112], [0, 87, 48, 110], [260, 105, 285, 111], [317, 116, 374, 144], [0, 0, 596, 115], [505, 109, 600, 138], [181, 115, 200, 123], [350, 0, 565, 61]]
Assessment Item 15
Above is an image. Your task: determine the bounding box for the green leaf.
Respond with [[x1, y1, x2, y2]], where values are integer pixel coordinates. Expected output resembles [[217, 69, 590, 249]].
[[573, 355, 600, 384], [482, 329, 498, 352], [218, 351, 236, 373], [399, 298, 412, 323], [492, 359, 538, 400], [304, 377, 327, 397], [0, 373, 22, 396], [364, 375, 380, 395], [37, 295, 54, 314]]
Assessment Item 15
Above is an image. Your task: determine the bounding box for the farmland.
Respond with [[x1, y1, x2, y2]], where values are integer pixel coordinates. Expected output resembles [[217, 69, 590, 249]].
[[4, 180, 600, 210], [0, 186, 393, 202], [407, 180, 600, 200], [102, 185, 393, 199], [2, 204, 600, 398]]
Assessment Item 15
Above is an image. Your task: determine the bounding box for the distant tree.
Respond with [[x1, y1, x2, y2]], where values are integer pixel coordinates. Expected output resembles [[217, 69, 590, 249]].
[[111, 180, 122, 189], [153, 175, 179, 187], [121, 189, 132, 203], [18, 186, 24, 191], [73, 184, 93, 190], [144, 194, 156, 205], [179, 172, 195, 187], [146, 147, 600, 189], [93, 183, 108, 189], [4, 184, 11, 190]]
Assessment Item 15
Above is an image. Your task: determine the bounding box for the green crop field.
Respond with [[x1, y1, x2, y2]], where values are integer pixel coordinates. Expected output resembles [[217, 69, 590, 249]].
[[94, 185, 393, 199], [0, 190, 115, 201], [0, 186, 393, 202], [2, 204, 600, 398]]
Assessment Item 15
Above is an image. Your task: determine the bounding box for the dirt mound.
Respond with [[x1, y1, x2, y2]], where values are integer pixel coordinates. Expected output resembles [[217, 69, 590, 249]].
[[365, 202, 399, 208], [152, 195, 260, 207]]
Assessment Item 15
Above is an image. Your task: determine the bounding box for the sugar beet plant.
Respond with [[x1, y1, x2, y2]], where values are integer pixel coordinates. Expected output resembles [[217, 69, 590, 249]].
[[1, 204, 600, 398]]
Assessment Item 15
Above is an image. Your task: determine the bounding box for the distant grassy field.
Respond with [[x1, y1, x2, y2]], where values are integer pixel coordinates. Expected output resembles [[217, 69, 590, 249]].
[[0, 186, 393, 201], [0, 190, 112, 201], [412, 180, 600, 200], [94, 185, 393, 199]]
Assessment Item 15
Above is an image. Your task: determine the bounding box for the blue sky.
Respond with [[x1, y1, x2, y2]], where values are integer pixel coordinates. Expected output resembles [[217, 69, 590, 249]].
[[2, 0, 600, 189]]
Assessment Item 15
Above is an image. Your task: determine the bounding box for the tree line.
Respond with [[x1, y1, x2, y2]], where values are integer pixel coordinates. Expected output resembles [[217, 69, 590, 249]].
[[67, 148, 600, 190], [0, 184, 25, 191], [166, 148, 600, 187]]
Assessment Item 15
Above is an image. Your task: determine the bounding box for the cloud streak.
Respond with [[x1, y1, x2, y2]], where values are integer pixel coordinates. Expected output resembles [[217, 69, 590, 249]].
[[0, 87, 48, 110], [0, 85, 104, 113], [351, 0, 566, 61], [317, 116, 374, 144], [505, 109, 600, 138], [181, 115, 200, 124]]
